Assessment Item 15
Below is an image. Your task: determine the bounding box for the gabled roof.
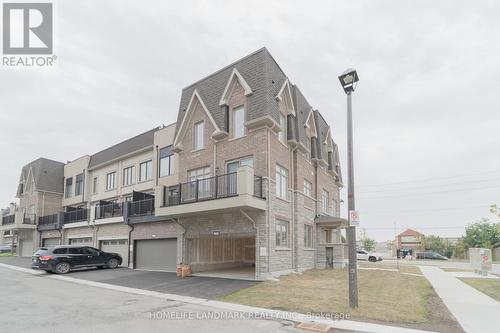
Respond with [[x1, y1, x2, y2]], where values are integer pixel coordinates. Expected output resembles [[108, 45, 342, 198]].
[[88, 127, 161, 169], [17, 158, 65, 196], [175, 47, 288, 139], [398, 229, 423, 237]]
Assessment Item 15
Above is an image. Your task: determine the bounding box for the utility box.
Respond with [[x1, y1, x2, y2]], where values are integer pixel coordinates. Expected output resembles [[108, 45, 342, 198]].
[[469, 248, 492, 276]]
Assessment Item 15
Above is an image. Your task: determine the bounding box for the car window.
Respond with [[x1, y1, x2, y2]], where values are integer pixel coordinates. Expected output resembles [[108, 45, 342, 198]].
[[53, 248, 68, 254], [34, 249, 49, 255], [83, 247, 100, 255], [68, 247, 83, 254]]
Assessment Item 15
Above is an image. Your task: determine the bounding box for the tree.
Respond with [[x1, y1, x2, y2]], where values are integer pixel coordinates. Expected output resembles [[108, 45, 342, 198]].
[[463, 219, 500, 249], [359, 230, 376, 252], [422, 235, 447, 255]]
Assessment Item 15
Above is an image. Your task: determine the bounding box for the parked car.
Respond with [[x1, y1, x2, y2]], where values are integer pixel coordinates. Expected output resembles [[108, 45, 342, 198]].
[[0, 245, 13, 253], [31, 245, 122, 274], [356, 250, 383, 262], [416, 251, 448, 260]]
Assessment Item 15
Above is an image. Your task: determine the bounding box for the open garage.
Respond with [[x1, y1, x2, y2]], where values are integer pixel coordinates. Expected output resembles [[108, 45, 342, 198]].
[[186, 237, 255, 280], [134, 238, 177, 272], [100, 239, 129, 266]]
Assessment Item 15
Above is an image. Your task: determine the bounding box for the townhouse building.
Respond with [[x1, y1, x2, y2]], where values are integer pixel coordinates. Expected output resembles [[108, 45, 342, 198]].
[[3, 48, 347, 281], [0, 158, 64, 256], [154, 47, 347, 280]]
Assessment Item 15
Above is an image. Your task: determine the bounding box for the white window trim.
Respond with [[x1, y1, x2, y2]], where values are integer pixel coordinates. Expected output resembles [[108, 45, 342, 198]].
[[139, 160, 153, 182], [193, 121, 205, 151], [231, 105, 246, 139]]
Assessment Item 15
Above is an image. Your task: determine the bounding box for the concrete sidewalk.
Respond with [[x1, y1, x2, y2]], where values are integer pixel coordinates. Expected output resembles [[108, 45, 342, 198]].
[[419, 266, 500, 333]]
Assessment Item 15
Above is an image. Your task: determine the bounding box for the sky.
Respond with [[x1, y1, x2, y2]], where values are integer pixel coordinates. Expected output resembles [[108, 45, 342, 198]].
[[1, 0, 499, 241]]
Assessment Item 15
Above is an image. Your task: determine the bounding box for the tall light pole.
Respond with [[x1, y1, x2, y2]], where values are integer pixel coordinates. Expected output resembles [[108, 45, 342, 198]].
[[338, 68, 359, 308]]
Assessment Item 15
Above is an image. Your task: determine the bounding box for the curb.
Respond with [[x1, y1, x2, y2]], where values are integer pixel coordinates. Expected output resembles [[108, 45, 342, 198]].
[[0, 263, 436, 333]]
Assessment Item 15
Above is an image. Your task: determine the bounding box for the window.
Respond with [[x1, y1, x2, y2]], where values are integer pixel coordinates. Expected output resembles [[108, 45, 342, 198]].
[[304, 225, 313, 248], [232, 106, 245, 138], [106, 172, 116, 190], [188, 166, 211, 199], [276, 220, 289, 247], [305, 137, 311, 161], [227, 156, 254, 173], [53, 248, 67, 254], [92, 177, 98, 194], [275, 164, 288, 199], [194, 121, 204, 150], [75, 173, 84, 196], [124, 196, 133, 202], [123, 166, 135, 186], [303, 180, 312, 197], [322, 189, 329, 213], [68, 247, 83, 254], [332, 199, 338, 217], [65, 177, 73, 198], [159, 147, 175, 177], [139, 160, 153, 182], [278, 113, 286, 143], [325, 229, 332, 243], [83, 247, 100, 255]]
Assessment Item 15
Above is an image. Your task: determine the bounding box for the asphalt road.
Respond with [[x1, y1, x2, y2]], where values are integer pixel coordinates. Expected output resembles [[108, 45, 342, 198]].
[[0, 267, 303, 333]]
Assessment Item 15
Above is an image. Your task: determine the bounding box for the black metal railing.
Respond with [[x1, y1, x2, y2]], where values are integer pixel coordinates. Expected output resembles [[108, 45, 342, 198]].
[[128, 198, 154, 217], [23, 213, 36, 224], [38, 214, 58, 226], [95, 202, 123, 219], [163, 173, 239, 206], [254, 175, 264, 198], [63, 208, 88, 224], [1, 214, 15, 225]]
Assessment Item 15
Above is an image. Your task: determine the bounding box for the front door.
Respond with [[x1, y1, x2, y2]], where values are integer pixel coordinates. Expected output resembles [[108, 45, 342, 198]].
[[326, 247, 334, 268]]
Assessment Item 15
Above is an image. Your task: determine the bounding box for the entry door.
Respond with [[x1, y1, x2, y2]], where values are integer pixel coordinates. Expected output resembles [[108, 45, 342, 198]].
[[20, 240, 34, 257], [326, 247, 334, 268]]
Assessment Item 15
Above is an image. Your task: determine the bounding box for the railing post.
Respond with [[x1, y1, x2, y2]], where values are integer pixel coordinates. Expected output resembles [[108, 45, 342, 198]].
[[195, 179, 199, 202], [215, 175, 219, 199]]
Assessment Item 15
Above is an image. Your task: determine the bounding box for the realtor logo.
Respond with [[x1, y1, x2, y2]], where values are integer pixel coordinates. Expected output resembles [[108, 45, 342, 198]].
[[2, 2, 53, 54]]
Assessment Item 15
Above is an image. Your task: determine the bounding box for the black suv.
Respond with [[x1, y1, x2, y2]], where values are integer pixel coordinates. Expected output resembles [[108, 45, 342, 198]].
[[32, 245, 123, 274]]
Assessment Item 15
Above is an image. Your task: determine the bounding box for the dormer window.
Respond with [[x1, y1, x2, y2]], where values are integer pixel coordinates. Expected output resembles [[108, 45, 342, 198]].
[[232, 106, 245, 139], [278, 113, 286, 144], [194, 121, 204, 150]]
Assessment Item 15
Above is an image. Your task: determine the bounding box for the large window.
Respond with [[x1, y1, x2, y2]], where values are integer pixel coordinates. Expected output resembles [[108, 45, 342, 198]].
[[194, 121, 204, 150], [278, 113, 286, 143], [159, 147, 175, 177], [304, 225, 313, 248], [322, 189, 329, 213], [65, 177, 73, 198], [303, 179, 312, 197], [106, 172, 116, 191], [275, 164, 288, 199], [139, 160, 153, 182], [92, 177, 98, 194], [332, 198, 338, 217], [123, 166, 135, 186], [276, 220, 289, 248], [75, 173, 83, 196], [188, 166, 211, 199], [232, 106, 245, 138]]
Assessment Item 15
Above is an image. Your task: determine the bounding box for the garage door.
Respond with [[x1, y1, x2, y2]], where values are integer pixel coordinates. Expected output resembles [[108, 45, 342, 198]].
[[135, 238, 177, 271], [69, 237, 92, 246], [19, 239, 34, 257], [100, 239, 128, 266], [42, 238, 60, 247]]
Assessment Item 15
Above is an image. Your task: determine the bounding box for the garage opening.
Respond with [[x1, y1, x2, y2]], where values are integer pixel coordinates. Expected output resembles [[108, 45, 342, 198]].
[[187, 237, 255, 280], [42, 238, 60, 247], [68, 237, 92, 246], [100, 239, 129, 266], [134, 238, 177, 272]]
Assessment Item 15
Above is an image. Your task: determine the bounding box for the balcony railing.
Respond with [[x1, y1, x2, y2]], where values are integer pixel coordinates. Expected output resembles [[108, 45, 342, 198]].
[[38, 214, 58, 226], [254, 175, 264, 199], [64, 208, 88, 224], [95, 203, 123, 219], [1, 215, 15, 225], [163, 172, 243, 207], [23, 213, 36, 225], [128, 198, 154, 217]]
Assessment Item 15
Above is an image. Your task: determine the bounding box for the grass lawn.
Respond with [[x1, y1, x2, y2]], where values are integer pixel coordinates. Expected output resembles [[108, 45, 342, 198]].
[[459, 278, 500, 301], [0, 253, 13, 257], [358, 262, 422, 274]]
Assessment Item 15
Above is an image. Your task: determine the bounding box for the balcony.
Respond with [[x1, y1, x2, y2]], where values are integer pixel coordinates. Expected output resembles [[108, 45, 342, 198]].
[[1, 214, 15, 225], [95, 202, 123, 219], [64, 208, 88, 224], [156, 166, 266, 218], [37, 213, 62, 231], [127, 198, 154, 217], [23, 213, 36, 225]]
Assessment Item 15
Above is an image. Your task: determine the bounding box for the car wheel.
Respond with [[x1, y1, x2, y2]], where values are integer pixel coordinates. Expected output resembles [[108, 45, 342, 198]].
[[368, 256, 377, 262], [107, 258, 119, 269], [55, 262, 71, 274]]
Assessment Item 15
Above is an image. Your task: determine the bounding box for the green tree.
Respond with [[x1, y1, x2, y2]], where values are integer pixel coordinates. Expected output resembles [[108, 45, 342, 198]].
[[463, 219, 500, 249], [422, 235, 447, 255], [359, 230, 376, 252]]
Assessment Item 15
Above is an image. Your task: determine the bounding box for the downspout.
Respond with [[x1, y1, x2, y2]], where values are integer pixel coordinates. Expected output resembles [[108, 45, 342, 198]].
[[240, 209, 258, 280], [127, 224, 134, 268], [266, 128, 271, 275], [172, 218, 187, 265], [290, 146, 297, 271], [155, 145, 159, 186]]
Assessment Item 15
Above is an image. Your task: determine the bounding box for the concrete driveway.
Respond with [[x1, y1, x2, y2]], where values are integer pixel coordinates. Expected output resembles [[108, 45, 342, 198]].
[[0, 256, 258, 299]]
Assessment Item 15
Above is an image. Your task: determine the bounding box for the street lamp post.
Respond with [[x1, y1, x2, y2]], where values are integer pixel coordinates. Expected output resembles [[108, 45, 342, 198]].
[[338, 68, 359, 308]]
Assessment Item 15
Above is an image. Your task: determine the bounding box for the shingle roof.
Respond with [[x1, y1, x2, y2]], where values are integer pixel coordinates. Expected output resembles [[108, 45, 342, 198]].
[[292, 85, 313, 147], [88, 127, 160, 169], [17, 158, 64, 196], [398, 229, 422, 237], [175, 47, 288, 138]]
